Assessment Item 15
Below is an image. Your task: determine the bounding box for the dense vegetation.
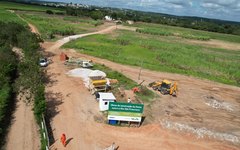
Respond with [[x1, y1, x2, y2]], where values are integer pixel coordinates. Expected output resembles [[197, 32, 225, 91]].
[[63, 30, 240, 86], [0, 9, 46, 149], [0, 32, 18, 144], [64, 4, 240, 36], [0, 1, 64, 13]]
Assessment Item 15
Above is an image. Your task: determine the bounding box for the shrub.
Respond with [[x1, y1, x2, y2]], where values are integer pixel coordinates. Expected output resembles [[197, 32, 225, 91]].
[[55, 12, 65, 15], [46, 10, 54, 15], [0, 23, 18, 144], [180, 34, 211, 41], [136, 28, 173, 36]]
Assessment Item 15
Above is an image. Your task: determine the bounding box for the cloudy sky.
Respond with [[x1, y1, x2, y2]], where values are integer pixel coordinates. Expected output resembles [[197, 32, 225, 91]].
[[44, 0, 240, 22]]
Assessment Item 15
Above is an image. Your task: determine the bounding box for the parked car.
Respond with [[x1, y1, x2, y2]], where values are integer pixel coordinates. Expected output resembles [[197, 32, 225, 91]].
[[39, 58, 48, 67], [81, 61, 93, 68]]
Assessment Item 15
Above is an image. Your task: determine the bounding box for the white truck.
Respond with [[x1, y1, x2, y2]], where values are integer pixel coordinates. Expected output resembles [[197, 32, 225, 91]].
[[81, 60, 93, 68], [65, 57, 93, 68]]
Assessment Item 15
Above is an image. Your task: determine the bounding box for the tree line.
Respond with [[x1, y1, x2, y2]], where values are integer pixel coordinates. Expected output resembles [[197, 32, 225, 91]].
[[65, 6, 240, 35], [5, 1, 240, 35]]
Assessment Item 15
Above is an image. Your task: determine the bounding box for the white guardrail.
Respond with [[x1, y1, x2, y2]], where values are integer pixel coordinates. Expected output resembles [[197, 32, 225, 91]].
[[41, 115, 50, 150]]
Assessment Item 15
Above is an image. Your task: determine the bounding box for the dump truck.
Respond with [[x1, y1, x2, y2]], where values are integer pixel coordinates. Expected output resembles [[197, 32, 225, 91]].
[[149, 80, 177, 96]]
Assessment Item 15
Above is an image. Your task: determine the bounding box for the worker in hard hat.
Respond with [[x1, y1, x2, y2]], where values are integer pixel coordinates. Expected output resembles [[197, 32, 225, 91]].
[[61, 133, 66, 147]]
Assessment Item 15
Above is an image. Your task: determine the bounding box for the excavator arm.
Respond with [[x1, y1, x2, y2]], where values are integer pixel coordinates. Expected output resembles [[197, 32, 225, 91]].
[[170, 82, 177, 96]]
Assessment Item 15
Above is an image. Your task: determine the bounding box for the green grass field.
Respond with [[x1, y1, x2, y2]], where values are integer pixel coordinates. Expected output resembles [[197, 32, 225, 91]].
[[0, 9, 26, 25], [136, 28, 211, 41], [63, 30, 240, 86], [0, 1, 64, 13], [130, 22, 240, 43], [19, 13, 100, 40], [0, 1, 103, 40], [63, 16, 104, 26]]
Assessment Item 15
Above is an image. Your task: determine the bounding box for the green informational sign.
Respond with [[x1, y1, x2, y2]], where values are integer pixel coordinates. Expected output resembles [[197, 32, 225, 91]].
[[108, 102, 144, 122]]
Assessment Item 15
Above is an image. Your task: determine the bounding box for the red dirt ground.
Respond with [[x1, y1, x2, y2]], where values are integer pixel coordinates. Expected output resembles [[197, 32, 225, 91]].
[[42, 25, 240, 150]]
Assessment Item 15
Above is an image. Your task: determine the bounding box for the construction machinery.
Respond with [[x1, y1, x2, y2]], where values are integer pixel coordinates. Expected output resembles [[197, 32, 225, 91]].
[[149, 80, 177, 96], [64, 57, 93, 68], [89, 79, 107, 94]]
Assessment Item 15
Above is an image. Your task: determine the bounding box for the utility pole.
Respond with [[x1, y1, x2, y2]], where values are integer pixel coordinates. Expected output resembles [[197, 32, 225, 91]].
[[138, 60, 143, 80]]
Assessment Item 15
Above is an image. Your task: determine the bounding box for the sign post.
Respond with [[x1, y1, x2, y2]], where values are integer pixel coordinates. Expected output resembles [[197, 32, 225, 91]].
[[108, 102, 144, 123]]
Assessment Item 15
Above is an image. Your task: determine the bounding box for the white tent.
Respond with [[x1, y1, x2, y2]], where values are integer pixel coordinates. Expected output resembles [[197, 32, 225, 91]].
[[99, 92, 116, 111], [66, 68, 92, 87], [104, 16, 113, 21]]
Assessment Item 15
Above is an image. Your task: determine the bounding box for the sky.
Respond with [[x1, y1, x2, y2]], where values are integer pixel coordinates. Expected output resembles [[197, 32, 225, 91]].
[[43, 0, 240, 22]]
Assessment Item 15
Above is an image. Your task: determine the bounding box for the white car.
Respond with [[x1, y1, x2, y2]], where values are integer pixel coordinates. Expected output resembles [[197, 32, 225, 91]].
[[81, 61, 93, 68], [39, 58, 48, 67]]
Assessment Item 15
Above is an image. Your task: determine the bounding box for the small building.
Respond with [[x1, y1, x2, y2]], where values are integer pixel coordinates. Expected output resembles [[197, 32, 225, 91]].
[[126, 20, 134, 25], [98, 92, 116, 111], [104, 16, 113, 21]]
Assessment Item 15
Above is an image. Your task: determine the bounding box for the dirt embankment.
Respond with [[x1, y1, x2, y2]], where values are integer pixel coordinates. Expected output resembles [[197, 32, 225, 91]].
[[5, 45, 40, 149]]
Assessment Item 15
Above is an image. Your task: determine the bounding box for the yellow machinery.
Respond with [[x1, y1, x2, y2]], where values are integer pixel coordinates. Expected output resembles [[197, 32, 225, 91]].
[[89, 79, 107, 94], [149, 81, 162, 90], [91, 79, 107, 86], [149, 80, 177, 96]]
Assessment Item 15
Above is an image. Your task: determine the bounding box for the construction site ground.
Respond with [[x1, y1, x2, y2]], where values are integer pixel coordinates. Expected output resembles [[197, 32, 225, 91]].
[[5, 93, 40, 150], [41, 24, 240, 149], [4, 16, 240, 149]]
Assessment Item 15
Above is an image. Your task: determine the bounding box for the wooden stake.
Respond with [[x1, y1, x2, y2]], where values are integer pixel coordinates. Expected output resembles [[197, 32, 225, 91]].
[[138, 60, 143, 80]]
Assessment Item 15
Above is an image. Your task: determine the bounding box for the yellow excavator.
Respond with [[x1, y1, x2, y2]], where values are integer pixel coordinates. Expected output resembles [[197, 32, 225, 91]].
[[149, 80, 177, 96]]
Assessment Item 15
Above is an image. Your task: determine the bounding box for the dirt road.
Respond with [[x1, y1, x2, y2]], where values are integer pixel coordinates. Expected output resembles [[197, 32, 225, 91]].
[[5, 94, 40, 150], [4, 15, 40, 150], [42, 25, 240, 150], [15, 13, 40, 34], [186, 39, 240, 51]]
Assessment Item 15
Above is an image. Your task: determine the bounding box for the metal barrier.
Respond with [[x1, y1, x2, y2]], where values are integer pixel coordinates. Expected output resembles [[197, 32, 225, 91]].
[[41, 115, 50, 150]]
